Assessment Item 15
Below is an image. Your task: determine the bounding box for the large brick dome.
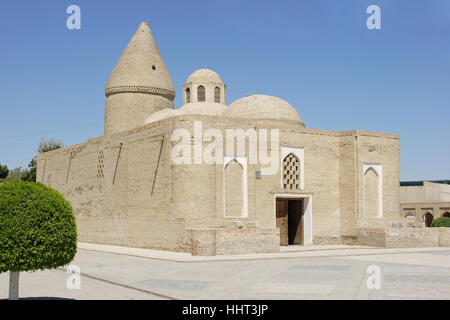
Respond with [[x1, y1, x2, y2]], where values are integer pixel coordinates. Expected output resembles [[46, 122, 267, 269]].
[[224, 94, 304, 127]]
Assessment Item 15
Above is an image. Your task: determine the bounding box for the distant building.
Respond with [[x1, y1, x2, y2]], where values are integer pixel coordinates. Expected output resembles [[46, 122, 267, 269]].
[[400, 180, 450, 227]]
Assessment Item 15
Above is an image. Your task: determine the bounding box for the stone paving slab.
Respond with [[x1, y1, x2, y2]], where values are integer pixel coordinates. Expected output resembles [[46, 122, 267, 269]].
[[0, 268, 168, 300], [1, 246, 449, 300], [340, 251, 450, 268]]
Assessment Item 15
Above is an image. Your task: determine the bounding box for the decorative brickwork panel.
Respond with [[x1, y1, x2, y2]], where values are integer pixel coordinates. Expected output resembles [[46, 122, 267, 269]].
[[97, 151, 105, 180], [282, 153, 300, 190]]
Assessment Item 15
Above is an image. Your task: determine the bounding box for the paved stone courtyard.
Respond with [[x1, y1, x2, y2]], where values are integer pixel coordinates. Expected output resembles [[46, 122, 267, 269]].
[[1, 246, 449, 300]]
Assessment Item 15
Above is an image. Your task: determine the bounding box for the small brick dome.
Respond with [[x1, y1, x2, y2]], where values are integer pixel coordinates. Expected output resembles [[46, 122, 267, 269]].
[[186, 69, 223, 84]]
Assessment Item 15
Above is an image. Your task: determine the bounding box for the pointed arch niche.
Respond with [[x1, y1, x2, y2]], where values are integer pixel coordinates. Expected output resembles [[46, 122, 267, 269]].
[[223, 156, 248, 218], [362, 164, 383, 218]]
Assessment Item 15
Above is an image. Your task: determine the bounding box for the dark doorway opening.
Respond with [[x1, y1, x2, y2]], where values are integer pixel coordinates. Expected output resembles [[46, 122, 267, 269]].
[[276, 198, 304, 245], [443, 212, 450, 218], [423, 212, 433, 227]]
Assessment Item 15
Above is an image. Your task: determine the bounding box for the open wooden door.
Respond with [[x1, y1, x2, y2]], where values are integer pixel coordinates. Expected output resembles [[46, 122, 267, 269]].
[[276, 198, 304, 246], [276, 199, 289, 245]]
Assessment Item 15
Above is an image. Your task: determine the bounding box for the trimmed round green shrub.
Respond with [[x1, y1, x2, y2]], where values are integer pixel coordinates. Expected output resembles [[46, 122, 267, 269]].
[[430, 217, 450, 228], [0, 180, 77, 273]]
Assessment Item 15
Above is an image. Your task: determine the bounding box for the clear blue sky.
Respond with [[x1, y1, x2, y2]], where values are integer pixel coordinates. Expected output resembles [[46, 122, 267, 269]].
[[0, 0, 449, 180]]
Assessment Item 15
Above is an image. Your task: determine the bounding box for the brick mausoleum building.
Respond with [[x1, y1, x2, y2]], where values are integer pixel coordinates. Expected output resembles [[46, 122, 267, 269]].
[[38, 22, 438, 256]]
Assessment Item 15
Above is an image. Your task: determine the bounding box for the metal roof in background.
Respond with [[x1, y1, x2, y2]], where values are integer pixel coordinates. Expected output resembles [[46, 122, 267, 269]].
[[400, 180, 450, 187]]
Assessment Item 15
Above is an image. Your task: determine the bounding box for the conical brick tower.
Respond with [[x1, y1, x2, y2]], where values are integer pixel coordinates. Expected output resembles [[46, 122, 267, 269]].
[[104, 22, 175, 135]]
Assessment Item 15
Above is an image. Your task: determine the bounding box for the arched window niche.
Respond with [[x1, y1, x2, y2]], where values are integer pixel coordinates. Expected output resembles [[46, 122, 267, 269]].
[[214, 87, 221, 103], [197, 85, 205, 102], [185, 87, 191, 103]]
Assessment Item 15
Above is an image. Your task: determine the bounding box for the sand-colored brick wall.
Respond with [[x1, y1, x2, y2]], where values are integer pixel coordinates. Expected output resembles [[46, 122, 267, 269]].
[[188, 228, 279, 256], [216, 228, 279, 255], [37, 113, 401, 254], [105, 93, 174, 135], [356, 132, 401, 222], [439, 228, 450, 246], [358, 228, 386, 247], [37, 122, 187, 252], [385, 228, 439, 247], [338, 133, 358, 242], [188, 229, 216, 256], [358, 227, 449, 248]]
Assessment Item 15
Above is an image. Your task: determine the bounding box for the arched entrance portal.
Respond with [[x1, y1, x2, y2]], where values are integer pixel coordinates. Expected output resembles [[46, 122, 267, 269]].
[[442, 212, 450, 218], [274, 194, 313, 246], [423, 212, 434, 227]]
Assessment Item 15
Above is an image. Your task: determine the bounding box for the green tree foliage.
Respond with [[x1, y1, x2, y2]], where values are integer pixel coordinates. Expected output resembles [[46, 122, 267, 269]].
[[21, 138, 64, 183], [38, 138, 64, 154], [430, 217, 450, 227], [21, 158, 37, 182], [0, 180, 77, 273], [6, 167, 24, 180], [0, 163, 8, 180]]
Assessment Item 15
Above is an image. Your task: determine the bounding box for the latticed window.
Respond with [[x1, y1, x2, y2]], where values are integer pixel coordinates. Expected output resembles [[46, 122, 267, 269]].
[[282, 153, 300, 190], [214, 87, 220, 103], [197, 85, 205, 102], [185, 88, 191, 103]]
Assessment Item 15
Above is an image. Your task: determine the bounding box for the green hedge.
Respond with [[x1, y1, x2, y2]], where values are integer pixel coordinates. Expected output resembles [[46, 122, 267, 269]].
[[0, 180, 77, 273], [430, 217, 450, 228]]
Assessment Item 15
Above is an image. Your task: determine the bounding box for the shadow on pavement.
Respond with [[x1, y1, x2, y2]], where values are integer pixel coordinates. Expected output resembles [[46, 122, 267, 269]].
[[1, 297, 75, 301]]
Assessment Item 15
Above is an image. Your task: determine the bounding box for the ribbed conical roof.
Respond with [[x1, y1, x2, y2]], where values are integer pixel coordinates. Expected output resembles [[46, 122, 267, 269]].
[[105, 22, 175, 100]]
